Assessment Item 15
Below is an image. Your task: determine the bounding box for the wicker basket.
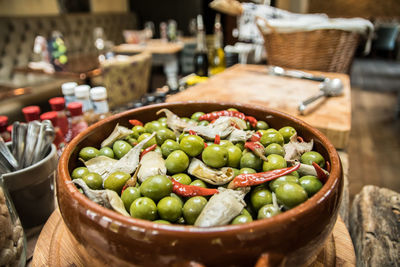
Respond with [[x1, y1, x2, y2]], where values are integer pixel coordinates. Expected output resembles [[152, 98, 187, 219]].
[[258, 22, 360, 73]]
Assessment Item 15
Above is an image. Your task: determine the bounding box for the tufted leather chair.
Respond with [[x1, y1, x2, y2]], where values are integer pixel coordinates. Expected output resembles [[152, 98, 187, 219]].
[[0, 13, 137, 121]]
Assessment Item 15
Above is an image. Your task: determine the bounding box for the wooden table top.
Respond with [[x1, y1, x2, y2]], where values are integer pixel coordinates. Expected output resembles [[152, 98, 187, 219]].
[[167, 64, 351, 149], [113, 39, 184, 54]]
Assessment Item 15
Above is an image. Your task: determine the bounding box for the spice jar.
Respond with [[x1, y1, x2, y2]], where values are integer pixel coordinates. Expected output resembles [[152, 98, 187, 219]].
[[22, 106, 41, 122], [0, 178, 26, 267]]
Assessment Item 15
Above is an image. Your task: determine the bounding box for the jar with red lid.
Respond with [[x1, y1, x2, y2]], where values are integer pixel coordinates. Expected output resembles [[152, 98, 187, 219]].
[[49, 97, 69, 136], [66, 102, 88, 142], [22, 106, 41, 122], [0, 115, 11, 142]]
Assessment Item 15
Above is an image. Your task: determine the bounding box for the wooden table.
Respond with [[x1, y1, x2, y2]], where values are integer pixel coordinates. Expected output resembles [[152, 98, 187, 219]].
[[113, 39, 185, 90], [167, 64, 351, 149]]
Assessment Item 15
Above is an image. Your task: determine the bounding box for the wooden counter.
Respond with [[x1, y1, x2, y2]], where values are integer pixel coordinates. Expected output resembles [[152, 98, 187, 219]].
[[167, 64, 351, 149]]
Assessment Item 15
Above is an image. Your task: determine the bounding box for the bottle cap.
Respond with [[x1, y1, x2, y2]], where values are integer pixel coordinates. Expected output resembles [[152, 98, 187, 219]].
[[90, 87, 107, 101], [61, 82, 78, 95], [6, 125, 13, 133], [22, 105, 41, 122], [67, 102, 83, 116], [40, 111, 58, 126], [0, 116, 8, 127], [49, 97, 66, 111], [74, 85, 91, 98]]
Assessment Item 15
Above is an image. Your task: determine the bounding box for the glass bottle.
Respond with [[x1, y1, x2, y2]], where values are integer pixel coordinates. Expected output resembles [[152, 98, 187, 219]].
[[61, 82, 77, 106], [0, 116, 11, 142], [74, 85, 96, 124], [49, 97, 69, 137], [40, 111, 65, 149], [90, 87, 111, 120], [22, 106, 41, 122], [66, 102, 88, 142], [0, 178, 27, 267], [194, 15, 209, 77], [209, 14, 226, 76]]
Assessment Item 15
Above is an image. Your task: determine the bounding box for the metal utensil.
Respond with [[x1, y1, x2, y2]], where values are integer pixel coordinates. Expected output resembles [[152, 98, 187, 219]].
[[298, 78, 344, 115], [269, 66, 326, 82], [22, 121, 41, 168], [0, 136, 19, 170], [15, 123, 27, 170]]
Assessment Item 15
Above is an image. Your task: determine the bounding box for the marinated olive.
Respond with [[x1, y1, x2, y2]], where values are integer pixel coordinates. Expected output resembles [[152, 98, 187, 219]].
[[157, 196, 183, 222], [180, 135, 204, 157], [153, 220, 171, 224], [202, 144, 228, 168], [121, 187, 141, 210], [190, 179, 207, 188], [257, 204, 281, 219], [140, 175, 173, 202], [165, 150, 189, 174], [79, 147, 100, 161], [104, 171, 131, 194], [172, 173, 192, 185], [182, 196, 207, 225], [239, 167, 256, 174], [219, 140, 234, 147], [262, 154, 287, 172], [250, 186, 273, 211], [191, 112, 205, 121], [155, 128, 176, 146], [144, 121, 165, 133], [161, 139, 180, 158], [137, 133, 157, 149], [131, 125, 145, 139], [231, 214, 253, 224], [198, 120, 209, 126], [265, 143, 285, 157], [300, 151, 325, 168], [99, 147, 114, 158], [240, 151, 262, 171], [130, 197, 157, 220], [82, 172, 103, 190], [260, 131, 284, 147], [71, 167, 89, 179], [226, 145, 242, 168], [235, 141, 245, 151], [256, 121, 269, 130], [269, 175, 299, 192], [299, 175, 323, 197], [113, 140, 132, 159], [278, 126, 297, 143], [275, 182, 308, 208]]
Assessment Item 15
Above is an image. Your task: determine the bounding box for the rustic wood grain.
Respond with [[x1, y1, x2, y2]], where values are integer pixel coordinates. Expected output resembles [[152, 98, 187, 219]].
[[167, 64, 351, 149], [31, 210, 355, 267]]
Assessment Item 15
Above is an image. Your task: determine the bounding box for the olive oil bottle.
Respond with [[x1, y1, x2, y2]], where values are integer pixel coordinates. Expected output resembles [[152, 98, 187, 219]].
[[210, 14, 226, 76], [194, 15, 208, 77]]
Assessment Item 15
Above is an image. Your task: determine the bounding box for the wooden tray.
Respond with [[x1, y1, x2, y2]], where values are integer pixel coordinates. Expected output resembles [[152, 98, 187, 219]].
[[32, 209, 355, 267]]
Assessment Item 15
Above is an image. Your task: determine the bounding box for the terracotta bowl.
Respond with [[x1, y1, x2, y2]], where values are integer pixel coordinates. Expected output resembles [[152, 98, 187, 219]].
[[57, 102, 343, 267]]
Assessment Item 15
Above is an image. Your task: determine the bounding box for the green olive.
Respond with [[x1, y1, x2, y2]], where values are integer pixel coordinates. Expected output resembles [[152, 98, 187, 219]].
[[226, 145, 242, 168], [202, 144, 228, 168], [257, 204, 281, 219], [144, 121, 165, 133], [130, 197, 157, 220], [231, 214, 253, 225], [291, 171, 300, 178], [299, 175, 323, 197], [121, 187, 141, 210], [240, 151, 262, 171], [158, 117, 167, 123], [256, 121, 269, 130], [172, 173, 192, 185], [165, 150, 189, 174], [161, 139, 180, 158], [269, 175, 299, 192], [182, 196, 208, 225], [180, 135, 204, 157], [139, 175, 173, 202], [99, 147, 114, 158], [71, 167, 89, 179], [300, 151, 325, 168], [125, 136, 138, 147], [155, 128, 176, 146], [131, 125, 145, 139], [191, 112, 205, 121], [104, 171, 131, 194], [239, 167, 256, 174], [153, 220, 171, 224], [265, 143, 285, 157], [82, 172, 103, 190], [178, 132, 190, 142], [157, 196, 183, 222], [278, 126, 297, 143], [250, 186, 273, 211], [190, 179, 207, 188], [232, 168, 240, 177], [260, 131, 284, 147], [235, 141, 245, 151], [219, 140, 234, 147], [137, 133, 157, 149], [197, 120, 209, 126], [262, 154, 287, 172], [113, 140, 132, 159], [79, 147, 100, 161], [275, 182, 308, 209]]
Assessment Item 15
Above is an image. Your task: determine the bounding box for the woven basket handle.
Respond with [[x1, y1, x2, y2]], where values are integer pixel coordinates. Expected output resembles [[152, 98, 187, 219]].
[[255, 16, 276, 34]]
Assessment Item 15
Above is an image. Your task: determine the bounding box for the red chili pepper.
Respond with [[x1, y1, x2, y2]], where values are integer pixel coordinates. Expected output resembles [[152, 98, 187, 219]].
[[140, 144, 157, 159], [204, 143, 208, 148], [214, 134, 220, 144], [326, 161, 331, 173], [129, 119, 143, 126], [210, 119, 217, 124], [245, 141, 268, 161], [245, 116, 258, 128], [229, 164, 300, 189], [297, 136, 304, 142], [312, 162, 328, 183], [199, 110, 246, 121], [189, 130, 197, 135], [250, 131, 263, 142], [171, 178, 218, 197]]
